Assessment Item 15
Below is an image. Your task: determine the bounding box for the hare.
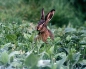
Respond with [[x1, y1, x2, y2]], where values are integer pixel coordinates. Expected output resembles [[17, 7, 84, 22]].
[[35, 8, 55, 42]]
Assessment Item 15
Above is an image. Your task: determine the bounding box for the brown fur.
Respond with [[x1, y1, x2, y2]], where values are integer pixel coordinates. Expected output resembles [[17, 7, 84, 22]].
[[36, 28, 54, 42], [35, 8, 55, 42]]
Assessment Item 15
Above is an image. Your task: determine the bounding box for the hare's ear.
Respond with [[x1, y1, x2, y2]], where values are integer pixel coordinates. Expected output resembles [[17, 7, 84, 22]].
[[45, 9, 55, 25], [41, 8, 45, 20]]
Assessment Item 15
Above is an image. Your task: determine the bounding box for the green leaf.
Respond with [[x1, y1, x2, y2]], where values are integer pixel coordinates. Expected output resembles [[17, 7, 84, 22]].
[[11, 62, 22, 68], [73, 52, 80, 61], [66, 35, 71, 41], [79, 60, 86, 66], [29, 34, 34, 42], [64, 28, 76, 33], [0, 51, 9, 64], [6, 34, 17, 41], [53, 53, 67, 69], [49, 46, 54, 54], [23, 33, 30, 39], [83, 67, 86, 69], [56, 56, 67, 69], [25, 53, 39, 68], [72, 52, 80, 66], [23, 33, 34, 42]]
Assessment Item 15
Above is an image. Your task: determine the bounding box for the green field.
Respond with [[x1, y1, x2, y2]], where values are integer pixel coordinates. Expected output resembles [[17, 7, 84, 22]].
[[0, 0, 86, 69]]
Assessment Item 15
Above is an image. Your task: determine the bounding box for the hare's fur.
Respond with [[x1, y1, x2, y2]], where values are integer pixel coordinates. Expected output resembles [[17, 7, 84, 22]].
[[35, 8, 55, 42]]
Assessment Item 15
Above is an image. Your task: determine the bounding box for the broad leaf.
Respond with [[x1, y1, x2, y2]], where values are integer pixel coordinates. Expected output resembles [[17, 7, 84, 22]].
[[25, 53, 39, 68], [0, 51, 9, 64]]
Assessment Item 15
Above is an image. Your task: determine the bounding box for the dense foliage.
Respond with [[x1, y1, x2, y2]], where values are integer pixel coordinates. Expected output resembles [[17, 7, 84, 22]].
[[0, 0, 86, 69], [0, 21, 86, 69], [0, 0, 86, 26]]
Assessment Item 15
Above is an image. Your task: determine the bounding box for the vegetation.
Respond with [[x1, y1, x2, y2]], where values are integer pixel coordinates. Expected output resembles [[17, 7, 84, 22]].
[[0, 0, 86, 69]]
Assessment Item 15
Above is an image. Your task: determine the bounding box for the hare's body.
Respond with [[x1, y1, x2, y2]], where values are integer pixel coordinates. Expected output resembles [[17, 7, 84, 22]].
[[35, 8, 55, 42], [36, 29, 54, 42]]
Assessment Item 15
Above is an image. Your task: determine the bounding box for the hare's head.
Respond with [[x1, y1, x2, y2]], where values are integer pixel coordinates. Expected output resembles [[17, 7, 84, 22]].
[[37, 8, 55, 33]]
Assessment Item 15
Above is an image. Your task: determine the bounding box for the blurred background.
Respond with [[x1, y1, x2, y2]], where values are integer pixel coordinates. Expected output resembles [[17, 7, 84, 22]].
[[0, 0, 86, 27]]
